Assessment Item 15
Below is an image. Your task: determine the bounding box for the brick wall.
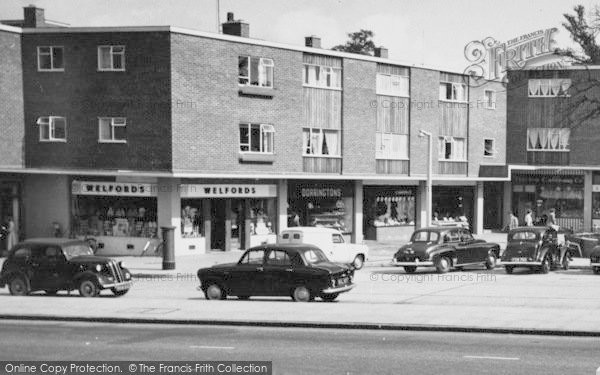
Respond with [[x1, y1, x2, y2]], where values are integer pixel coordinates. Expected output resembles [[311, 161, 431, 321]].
[[0, 30, 25, 167], [22, 31, 172, 171]]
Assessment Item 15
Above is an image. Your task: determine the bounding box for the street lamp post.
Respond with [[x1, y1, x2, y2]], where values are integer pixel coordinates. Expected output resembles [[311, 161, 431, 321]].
[[419, 130, 432, 228]]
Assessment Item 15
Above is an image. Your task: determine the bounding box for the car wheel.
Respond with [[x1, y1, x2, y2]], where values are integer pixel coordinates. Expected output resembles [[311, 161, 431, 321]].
[[403, 266, 417, 274], [79, 279, 100, 297], [237, 295, 250, 300], [593, 266, 600, 275], [435, 256, 451, 274], [292, 286, 312, 302], [561, 255, 570, 270], [321, 293, 339, 302], [111, 288, 129, 297], [353, 255, 365, 270], [539, 257, 550, 274], [504, 266, 514, 274], [44, 290, 58, 296], [8, 276, 29, 296], [204, 283, 225, 300], [485, 254, 497, 270]]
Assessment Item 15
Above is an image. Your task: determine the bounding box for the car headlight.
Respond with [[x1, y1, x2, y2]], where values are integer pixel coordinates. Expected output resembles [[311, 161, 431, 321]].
[[124, 272, 131, 280], [95, 264, 102, 272], [119, 261, 125, 268]]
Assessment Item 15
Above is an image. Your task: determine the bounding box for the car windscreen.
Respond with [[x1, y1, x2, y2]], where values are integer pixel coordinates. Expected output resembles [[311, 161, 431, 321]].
[[510, 231, 538, 241], [411, 231, 439, 242], [302, 248, 329, 265], [62, 244, 94, 260]]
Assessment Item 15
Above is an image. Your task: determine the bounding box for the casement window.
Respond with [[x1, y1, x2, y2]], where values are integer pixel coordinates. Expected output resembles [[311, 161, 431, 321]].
[[438, 136, 466, 160], [484, 138, 496, 157], [98, 46, 125, 71], [439, 82, 467, 102], [376, 133, 409, 160], [303, 64, 342, 89], [528, 79, 571, 97], [98, 117, 127, 143], [239, 123, 274, 153], [527, 128, 570, 151], [37, 116, 66, 142], [376, 74, 409, 97], [302, 128, 340, 156], [238, 56, 274, 88], [37, 46, 64, 71], [484, 90, 496, 109]]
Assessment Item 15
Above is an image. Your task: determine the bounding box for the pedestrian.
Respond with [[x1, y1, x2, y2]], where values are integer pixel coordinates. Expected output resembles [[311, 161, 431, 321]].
[[5, 216, 17, 250], [524, 209, 533, 227], [547, 208, 559, 231], [509, 212, 519, 230]]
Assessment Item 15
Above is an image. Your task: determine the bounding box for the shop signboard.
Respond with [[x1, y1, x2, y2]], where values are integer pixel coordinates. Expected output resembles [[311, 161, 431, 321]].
[[179, 184, 277, 198], [71, 180, 157, 197]]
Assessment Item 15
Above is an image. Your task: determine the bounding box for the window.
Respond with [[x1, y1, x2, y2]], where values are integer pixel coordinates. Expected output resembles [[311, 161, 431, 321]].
[[238, 56, 273, 88], [439, 82, 467, 101], [376, 133, 409, 160], [98, 117, 127, 143], [411, 231, 439, 242], [376, 74, 409, 96], [12, 247, 32, 259], [240, 250, 265, 265], [438, 137, 466, 160], [527, 128, 570, 151], [484, 90, 496, 109], [484, 139, 496, 157], [303, 64, 342, 89], [37, 116, 66, 142], [528, 79, 571, 97], [239, 123, 274, 153], [332, 233, 344, 244], [266, 250, 292, 266], [98, 46, 125, 71], [37, 46, 64, 71], [303, 128, 340, 156]]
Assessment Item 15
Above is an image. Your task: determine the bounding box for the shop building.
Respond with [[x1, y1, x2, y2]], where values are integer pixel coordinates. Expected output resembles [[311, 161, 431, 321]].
[[0, 6, 508, 255]]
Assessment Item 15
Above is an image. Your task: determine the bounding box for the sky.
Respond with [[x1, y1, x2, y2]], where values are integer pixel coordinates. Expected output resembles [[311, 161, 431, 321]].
[[1, 0, 598, 72]]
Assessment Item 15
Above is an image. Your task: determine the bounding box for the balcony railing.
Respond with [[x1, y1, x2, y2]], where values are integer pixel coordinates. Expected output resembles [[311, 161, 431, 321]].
[[376, 159, 409, 174], [302, 156, 342, 173], [437, 160, 467, 175]]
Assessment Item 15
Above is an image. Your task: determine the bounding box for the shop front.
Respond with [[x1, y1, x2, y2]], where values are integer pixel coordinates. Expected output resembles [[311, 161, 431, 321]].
[[591, 172, 600, 232], [512, 173, 584, 232], [287, 181, 354, 236], [71, 180, 158, 256], [364, 186, 416, 242], [432, 186, 474, 229], [0, 179, 21, 255], [180, 183, 278, 251]]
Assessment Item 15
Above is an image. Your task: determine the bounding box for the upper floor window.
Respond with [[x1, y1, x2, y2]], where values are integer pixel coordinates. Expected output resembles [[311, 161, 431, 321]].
[[376, 133, 409, 160], [98, 117, 127, 143], [238, 56, 273, 88], [527, 128, 570, 151], [483, 90, 496, 109], [439, 82, 467, 102], [37, 46, 64, 71], [528, 79, 571, 97], [438, 136, 466, 161], [98, 46, 125, 71], [239, 123, 274, 153], [376, 74, 409, 97], [303, 128, 340, 156], [37, 116, 66, 142], [484, 138, 496, 157], [303, 64, 342, 89]]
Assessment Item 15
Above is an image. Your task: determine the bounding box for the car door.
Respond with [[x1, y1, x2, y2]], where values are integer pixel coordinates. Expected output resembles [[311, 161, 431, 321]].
[[228, 249, 267, 296], [34, 246, 64, 291], [458, 229, 480, 264], [263, 249, 294, 296], [328, 233, 348, 263], [446, 229, 469, 264], [6, 245, 33, 281]]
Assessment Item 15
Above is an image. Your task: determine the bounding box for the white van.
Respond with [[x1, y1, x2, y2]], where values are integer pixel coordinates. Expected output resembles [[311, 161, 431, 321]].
[[278, 227, 369, 269]]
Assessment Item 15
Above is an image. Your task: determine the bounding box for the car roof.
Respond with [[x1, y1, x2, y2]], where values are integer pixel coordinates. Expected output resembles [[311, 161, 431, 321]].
[[19, 238, 87, 246], [509, 226, 550, 233], [280, 226, 341, 234], [248, 243, 323, 253], [414, 227, 464, 233]]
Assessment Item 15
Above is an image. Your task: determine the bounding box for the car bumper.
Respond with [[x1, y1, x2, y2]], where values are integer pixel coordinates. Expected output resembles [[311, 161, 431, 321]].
[[321, 284, 354, 294], [501, 261, 542, 266], [392, 258, 434, 267], [99, 280, 132, 291]]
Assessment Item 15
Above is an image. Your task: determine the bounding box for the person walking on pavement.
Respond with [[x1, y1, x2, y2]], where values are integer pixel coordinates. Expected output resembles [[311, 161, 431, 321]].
[[5, 216, 17, 250], [524, 209, 533, 227], [509, 212, 519, 230], [547, 208, 558, 231]]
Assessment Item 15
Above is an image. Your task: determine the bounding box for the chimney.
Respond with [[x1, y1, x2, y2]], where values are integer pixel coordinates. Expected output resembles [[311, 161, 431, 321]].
[[374, 47, 389, 59], [24, 5, 45, 28], [221, 12, 249, 38], [305, 36, 321, 49]]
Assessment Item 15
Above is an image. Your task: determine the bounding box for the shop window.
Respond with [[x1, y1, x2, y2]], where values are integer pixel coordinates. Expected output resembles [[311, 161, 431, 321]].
[[484, 139, 495, 157], [303, 64, 342, 89], [239, 56, 273, 88], [376, 73, 409, 97], [248, 199, 276, 236], [239, 123, 274, 153], [438, 137, 466, 161], [439, 82, 466, 102], [483, 90, 496, 109], [37, 46, 64, 71], [303, 128, 340, 156], [369, 193, 415, 227], [181, 201, 204, 238], [527, 128, 570, 151], [98, 46, 125, 71], [98, 117, 127, 143], [528, 79, 571, 97], [37, 116, 67, 142]]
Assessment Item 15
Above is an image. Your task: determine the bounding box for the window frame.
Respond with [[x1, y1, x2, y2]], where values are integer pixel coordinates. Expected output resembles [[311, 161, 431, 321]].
[[239, 123, 275, 154], [376, 73, 409, 97], [438, 136, 467, 161], [483, 89, 496, 109], [97, 45, 126, 72], [439, 81, 467, 102], [238, 56, 274, 88], [526, 128, 570, 152], [37, 46, 64, 72], [302, 63, 342, 90], [98, 117, 127, 144], [37, 116, 67, 142], [375, 132, 409, 160], [483, 138, 496, 157], [528, 78, 571, 97], [302, 128, 341, 157]]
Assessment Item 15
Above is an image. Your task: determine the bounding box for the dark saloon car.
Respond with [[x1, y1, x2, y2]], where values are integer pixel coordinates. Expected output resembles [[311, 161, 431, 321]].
[[501, 227, 571, 274], [197, 244, 354, 302], [590, 246, 600, 274], [0, 238, 132, 297], [392, 227, 500, 274]]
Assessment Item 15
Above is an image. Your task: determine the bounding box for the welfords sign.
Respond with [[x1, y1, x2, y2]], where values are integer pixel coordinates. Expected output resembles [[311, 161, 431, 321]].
[[180, 184, 277, 198], [72, 180, 157, 197]]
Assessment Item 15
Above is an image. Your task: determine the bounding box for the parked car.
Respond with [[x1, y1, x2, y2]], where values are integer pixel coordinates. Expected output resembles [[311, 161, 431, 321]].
[[278, 227, 369, 269], [197, 243, 354, 302], [501, 227, 572, 274], [0, 238, 132, 297], [564, 232, 600, 257], [590, 246, 600, 274], [392, 227, 500, 273]]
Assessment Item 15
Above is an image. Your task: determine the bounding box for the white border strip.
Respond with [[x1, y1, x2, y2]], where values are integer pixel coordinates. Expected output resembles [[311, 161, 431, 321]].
[[0, 24, 23, 34]]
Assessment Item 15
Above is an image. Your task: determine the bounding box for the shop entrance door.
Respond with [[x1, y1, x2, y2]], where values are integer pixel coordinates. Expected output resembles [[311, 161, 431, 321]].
[[211, 199, 227, 250]]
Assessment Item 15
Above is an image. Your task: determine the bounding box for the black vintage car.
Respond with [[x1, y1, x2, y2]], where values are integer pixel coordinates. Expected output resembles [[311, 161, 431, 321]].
[[590, 246, 600, 274], [197, 243, 354, 302], [392, 227, 500, 273], [0, 238, 132, 297], [501, 227, 571, 274]]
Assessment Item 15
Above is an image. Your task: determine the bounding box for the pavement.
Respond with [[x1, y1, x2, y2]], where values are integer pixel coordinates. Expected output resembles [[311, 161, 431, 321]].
[[0, 231, 598, 335]]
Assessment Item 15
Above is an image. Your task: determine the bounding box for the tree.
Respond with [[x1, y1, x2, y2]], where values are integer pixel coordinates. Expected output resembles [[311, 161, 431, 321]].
[[331, 29, 378, 55], [557, 5, 600, 64]]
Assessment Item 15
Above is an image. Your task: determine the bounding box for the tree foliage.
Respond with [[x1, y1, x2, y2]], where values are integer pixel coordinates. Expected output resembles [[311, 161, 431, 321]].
[[558, 5, 600, 64], [331, 29, 378, 55]]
